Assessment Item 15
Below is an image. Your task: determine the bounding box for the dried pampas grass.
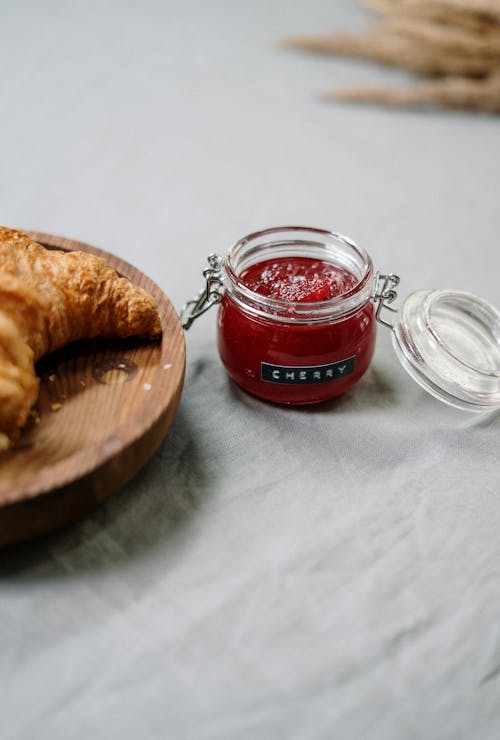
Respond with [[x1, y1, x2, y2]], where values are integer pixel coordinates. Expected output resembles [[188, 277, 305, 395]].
[[283, 0, 500, 113]]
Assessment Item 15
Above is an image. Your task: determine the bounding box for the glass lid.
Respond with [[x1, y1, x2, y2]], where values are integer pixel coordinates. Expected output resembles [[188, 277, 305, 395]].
[[391, 289, 500, 412]]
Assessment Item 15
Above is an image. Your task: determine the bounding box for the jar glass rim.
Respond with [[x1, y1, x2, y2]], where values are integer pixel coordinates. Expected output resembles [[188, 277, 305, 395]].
[[223, 226, 374, 323]]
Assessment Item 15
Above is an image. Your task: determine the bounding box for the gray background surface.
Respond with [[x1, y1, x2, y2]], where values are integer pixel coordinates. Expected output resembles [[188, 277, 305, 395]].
[[1, 1, 499, 738]]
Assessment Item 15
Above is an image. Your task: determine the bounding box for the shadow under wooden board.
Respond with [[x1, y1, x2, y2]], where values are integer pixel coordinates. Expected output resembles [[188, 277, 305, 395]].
[[0, 231, 186, 547]]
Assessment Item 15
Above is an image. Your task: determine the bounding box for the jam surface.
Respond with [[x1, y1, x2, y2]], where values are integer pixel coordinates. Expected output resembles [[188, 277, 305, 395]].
[[218, 255, 375, 405], [241, 257, 358, 303]]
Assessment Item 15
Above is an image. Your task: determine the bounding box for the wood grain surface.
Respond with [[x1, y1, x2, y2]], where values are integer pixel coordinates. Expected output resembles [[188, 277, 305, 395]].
[[0, 232, 185, 547]]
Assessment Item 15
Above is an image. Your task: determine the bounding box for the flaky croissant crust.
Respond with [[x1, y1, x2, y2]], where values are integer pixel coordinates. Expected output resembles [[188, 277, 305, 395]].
[[0, 227, 162, 450]]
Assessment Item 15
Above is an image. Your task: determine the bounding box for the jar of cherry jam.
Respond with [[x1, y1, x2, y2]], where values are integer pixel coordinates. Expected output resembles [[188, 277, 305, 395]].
[[217, 227, 375, 404], [182, 226, 500, 412]]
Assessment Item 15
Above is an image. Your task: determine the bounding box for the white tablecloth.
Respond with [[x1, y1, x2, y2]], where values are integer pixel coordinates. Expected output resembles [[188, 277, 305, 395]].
[[1, 1, 500, 738]]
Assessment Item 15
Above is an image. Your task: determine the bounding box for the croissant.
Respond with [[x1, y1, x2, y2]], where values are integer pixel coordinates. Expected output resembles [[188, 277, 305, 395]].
[[0, 227, 162, 451]]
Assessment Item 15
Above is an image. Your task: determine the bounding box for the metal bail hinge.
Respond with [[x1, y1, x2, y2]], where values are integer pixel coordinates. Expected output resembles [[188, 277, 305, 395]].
[[181, 254, 224, 330], [372, 272, 400, 329]]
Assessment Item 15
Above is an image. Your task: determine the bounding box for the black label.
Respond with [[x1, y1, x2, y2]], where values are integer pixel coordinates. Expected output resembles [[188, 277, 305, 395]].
[[261, 356, 355, 384]]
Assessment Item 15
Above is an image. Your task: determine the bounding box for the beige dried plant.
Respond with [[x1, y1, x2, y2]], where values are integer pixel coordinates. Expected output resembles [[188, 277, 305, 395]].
[[283, 0, 500, 112]]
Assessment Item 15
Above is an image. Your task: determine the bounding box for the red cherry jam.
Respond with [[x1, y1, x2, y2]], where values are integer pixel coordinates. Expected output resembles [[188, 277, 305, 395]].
[[217, 227, 376, 404], [241, 257, 358, 303]]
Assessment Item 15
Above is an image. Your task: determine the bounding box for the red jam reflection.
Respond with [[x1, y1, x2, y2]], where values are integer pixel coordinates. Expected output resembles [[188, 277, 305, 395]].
[[218, 256, 376, 404]]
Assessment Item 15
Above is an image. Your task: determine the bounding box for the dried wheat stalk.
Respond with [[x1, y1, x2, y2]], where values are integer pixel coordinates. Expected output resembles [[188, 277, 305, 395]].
[[324, 71, 500, 113], [284, 29, 497, 77], [283, 0, 500, 112], [363, 0, 500, 34], [378, 18, 500, 63]]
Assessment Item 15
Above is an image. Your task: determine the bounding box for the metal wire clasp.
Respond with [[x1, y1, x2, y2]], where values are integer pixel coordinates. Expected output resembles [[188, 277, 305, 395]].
[[372, 272, 400, 329], [181, 253, 224, 330]]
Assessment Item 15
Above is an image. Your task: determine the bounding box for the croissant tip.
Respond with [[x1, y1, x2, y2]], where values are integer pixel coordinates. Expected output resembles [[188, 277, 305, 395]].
[[148, 320, 163, 340]]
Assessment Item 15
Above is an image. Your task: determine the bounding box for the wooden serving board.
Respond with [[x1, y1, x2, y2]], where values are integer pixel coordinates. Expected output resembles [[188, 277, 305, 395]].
[[0, 232, 185, 547]]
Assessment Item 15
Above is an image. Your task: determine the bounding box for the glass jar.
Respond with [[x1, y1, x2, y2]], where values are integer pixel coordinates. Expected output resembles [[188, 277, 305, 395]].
[[217, 227, 375, 404], [182, 226, 500, 412]]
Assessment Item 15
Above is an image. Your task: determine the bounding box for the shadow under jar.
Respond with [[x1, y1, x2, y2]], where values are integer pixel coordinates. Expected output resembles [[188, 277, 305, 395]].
[[217, 227, 376, 404]]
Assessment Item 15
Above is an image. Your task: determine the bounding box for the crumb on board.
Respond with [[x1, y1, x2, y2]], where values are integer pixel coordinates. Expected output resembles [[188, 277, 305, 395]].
[[80, 379, 86, 387], [163, 363, 172, 370], [50, 403, 63, 412], [48, 374, 56, 382], [143, 383, 152, 391], [28, 410, 41, 425]]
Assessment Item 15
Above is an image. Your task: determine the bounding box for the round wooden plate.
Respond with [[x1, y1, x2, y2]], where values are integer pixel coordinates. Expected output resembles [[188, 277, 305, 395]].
[[0, 232, 185, 547]]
